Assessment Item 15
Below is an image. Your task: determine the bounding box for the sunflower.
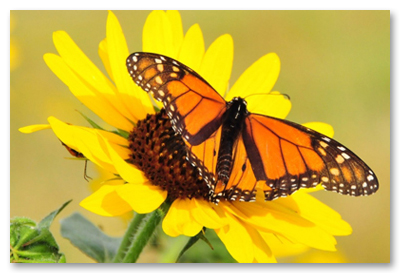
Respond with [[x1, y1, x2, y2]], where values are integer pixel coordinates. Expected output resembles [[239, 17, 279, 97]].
[[19, 10, 352, 263]]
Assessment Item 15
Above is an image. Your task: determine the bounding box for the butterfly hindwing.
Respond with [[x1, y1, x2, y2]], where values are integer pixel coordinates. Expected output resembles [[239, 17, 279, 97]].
[[186, 126, 265, 202], [127, 52, 227, 146], [185, 127, 221, 191]]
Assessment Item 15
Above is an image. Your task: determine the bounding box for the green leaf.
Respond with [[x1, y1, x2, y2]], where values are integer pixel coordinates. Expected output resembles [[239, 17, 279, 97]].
[[58, 254, 66, 263], [176, 228, 213, 262], [175, 229, 235, 263], [60, 212, 122, 263], [16, 243, 55, 258], [25, 229, 58, 248], [10, 217, 36, 227], [11, 225, 39, 249], [115, 129, 130, 139], [77, 110, 104, 130], [10, 201, 71, 263], [38, 200, 72, 230]]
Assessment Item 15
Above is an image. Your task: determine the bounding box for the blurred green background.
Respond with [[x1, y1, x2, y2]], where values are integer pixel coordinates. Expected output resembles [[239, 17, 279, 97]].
[[10, 10, 390, 263]]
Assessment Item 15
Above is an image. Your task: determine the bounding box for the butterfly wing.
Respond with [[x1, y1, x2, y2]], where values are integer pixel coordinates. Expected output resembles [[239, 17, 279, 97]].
[[127, 52, 227, 146], [243, 114, 379, 199], [185, 126, 268, 203], [127, 52, 379, 203]]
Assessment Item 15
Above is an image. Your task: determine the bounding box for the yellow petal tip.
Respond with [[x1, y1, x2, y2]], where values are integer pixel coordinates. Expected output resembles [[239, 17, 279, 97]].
[[18, 124, 51, 134]]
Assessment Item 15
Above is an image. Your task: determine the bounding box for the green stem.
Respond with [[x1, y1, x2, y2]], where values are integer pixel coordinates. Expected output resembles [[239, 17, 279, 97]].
[[113, 201, 171, 263], [112, 213, 146, 263]]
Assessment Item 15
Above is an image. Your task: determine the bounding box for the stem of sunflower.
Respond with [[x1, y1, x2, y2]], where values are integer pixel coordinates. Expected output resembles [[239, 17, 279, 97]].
[[112, 213, 146, 263], [113, 201, 171, 263]]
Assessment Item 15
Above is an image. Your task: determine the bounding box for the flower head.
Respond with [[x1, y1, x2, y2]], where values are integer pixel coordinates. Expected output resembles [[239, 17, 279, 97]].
[[20, 10, 352, 263]]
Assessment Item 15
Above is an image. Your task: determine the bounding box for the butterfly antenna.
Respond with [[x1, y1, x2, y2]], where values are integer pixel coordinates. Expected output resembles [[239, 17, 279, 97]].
[[242, 92, 291, 101]]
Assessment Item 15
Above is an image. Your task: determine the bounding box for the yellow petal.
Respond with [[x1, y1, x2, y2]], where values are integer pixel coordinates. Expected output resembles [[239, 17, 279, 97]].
[[52, 30, 113, 94], [43, 53, 132, 131], [19, 124, 51, 134], [49, 116, 147, 186], [98, 38, 114, 83], [51, 30, 141, 126], [178, 24, 205, 71], [142, 10, 181, 110], [246, 226, 277, 263], [162, 199, 203, 237], [215, 212, 254, 263], [190, 199, 226, 229], [48, 116, 128, 174], [96, 129, 129, 147], [165, 10, 184, 55], [106, 11, 154, 120], [99, 130, 131, 161], [143, 10, 175, 58], [260, 233, 309, 258], [88, 167, 125, 195], [97, 133, 147, 184], [48, 116, 113, 172], [302, 122, 335, 138], [79, 184, 132, 216], [99, 36, 151, 128], [200, 34, 233, 97], [225, 201, 338, 251], [116, 183, 167, 214], [276, 192, 353, 236], [226, 53, 280, 101], [246, 91, 292, 119], [215, 210, 277, 263]]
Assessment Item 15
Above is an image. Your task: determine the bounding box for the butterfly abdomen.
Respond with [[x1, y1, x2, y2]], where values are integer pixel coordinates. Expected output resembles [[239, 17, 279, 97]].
[[216, 98, 248, 184]]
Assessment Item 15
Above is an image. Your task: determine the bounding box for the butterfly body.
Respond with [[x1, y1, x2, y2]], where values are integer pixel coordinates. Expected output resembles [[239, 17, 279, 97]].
[[216, 97, 248, 184], [127, 52, 379, 204]]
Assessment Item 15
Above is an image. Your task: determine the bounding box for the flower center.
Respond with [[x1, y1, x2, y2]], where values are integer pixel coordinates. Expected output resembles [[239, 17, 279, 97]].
[[128, 110, 210, 200]]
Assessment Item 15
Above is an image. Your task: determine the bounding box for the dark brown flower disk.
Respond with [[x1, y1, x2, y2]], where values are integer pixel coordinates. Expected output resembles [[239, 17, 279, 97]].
[[128, 110, 209, 200]]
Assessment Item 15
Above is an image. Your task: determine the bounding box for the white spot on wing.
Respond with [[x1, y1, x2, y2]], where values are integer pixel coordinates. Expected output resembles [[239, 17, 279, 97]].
[[342, 153, 351, 160], [322, 137, 331, 142]]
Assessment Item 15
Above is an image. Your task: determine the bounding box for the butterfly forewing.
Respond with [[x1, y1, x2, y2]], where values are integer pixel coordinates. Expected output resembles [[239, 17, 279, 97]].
[[127, 52, 227, 146], [244, 114, 379, 197]]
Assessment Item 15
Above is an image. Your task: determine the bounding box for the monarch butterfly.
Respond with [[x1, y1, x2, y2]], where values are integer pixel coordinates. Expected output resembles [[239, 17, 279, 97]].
[[126, 52, 379, 203]]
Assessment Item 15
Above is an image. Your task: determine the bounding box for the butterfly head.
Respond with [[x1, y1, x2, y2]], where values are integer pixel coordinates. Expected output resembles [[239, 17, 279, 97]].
[[226, 97, 249, 118], [231, 96, 248, 105]]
